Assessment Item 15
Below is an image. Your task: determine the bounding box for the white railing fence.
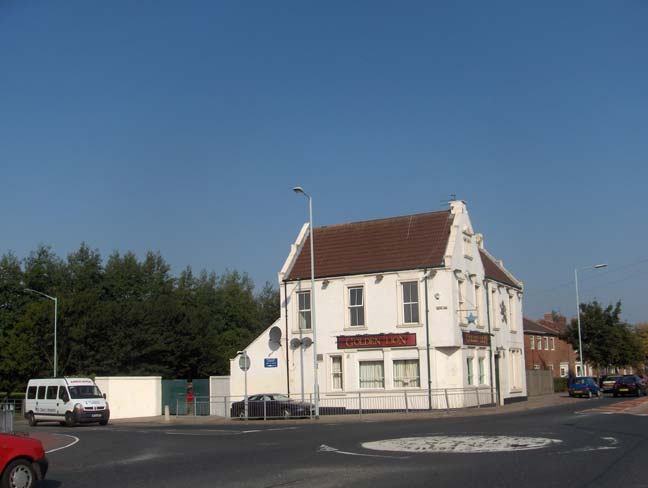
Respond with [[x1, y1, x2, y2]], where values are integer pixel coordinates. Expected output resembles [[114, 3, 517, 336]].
[[173, 387, 495, 420]]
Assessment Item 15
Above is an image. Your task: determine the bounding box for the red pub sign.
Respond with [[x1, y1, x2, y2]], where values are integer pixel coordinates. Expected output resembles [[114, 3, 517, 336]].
[[337, 333, 416, 349]]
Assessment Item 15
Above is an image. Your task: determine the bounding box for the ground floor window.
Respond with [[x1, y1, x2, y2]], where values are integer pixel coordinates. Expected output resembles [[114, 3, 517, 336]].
[[331, 356, 343, 390], [467, 357, 474, 385], [359, 361, 384, 389], [509, 349, 523, 391], [478, 357, 486, 385], [393, 359, 420, 388], [560, 362, 568, 378]]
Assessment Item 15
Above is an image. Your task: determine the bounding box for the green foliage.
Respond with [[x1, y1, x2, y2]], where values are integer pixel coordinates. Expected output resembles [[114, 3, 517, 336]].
[[553, 377, 568, 392], [0, 244, 280, 393], [561, 301, 644, 370]]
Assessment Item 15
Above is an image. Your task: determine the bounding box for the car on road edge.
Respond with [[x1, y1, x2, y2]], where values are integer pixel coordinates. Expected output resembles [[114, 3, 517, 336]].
[[0, 432, 48, 488], [568, 377, 601, 398]]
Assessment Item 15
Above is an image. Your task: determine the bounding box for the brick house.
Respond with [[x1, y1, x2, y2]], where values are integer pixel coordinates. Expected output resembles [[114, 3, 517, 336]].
[[523, 315, 578, 378]]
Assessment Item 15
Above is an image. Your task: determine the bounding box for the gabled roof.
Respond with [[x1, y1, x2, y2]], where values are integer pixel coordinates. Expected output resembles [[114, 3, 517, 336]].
[[523, 317, 559, 336], [479, 249, 522, 290], [285, 210, 453, 281]]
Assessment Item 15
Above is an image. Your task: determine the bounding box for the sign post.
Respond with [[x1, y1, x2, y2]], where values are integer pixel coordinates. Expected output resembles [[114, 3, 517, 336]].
[[238, 351, 251, 419]]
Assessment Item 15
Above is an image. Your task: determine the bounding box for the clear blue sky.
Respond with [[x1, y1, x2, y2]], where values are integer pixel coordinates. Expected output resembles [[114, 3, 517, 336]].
[[2, 1, 647, 323]]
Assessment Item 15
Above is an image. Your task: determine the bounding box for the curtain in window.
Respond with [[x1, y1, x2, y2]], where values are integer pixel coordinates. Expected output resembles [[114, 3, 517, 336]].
[[332, 357, 343, 390], [359, 361, 384, 389], [393, 360, 420, 387], [298, 291, 311, 329], [467, 358, 474, 385], [478, 358, 486, 384]]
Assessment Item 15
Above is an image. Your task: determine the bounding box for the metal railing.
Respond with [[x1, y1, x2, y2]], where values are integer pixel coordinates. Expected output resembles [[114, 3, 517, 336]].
[[171, 387, 495, 420], [1, 403, 15, 433]]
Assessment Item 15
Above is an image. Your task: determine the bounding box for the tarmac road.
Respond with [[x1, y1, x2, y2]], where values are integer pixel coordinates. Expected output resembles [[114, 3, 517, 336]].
[[17, 394, 648, 488]]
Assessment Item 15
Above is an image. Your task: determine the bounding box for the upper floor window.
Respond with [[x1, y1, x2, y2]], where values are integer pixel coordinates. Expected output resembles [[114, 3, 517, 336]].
[[530, 336, 535, 350], [551, 337, 555, 351], [544, 337, 549, 350], [537, 335, 543, 350], [508, 293, 516, 331], [402, 281, 420, 324], [349, 286, 365, 327], [298, 291, 311, 330], [474, 283, 482, 327]]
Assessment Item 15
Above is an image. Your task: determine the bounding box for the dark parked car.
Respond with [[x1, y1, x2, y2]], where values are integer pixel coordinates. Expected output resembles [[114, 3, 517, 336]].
[[231, 394, 314, 419], [0, 432, 48, 488], [613, 375, 648, 397], [568, 377, 601, 398], [601, 375, 622, 393]]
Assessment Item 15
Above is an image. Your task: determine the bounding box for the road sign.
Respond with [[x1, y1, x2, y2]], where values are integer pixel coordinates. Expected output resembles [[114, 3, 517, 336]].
[[239, 354, 251, 371], [264, 358, 278, 368]]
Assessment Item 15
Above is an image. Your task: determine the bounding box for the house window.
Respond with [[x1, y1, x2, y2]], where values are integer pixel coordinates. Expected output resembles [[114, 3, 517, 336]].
[[467, 357, 474, 385], [359, 361, 384, 389], [551, 337, 555, 351], [331, 356, 343, 391], [509, 293, 516, 331], [544, 337, 549, 350], [533, 364, 540, 370], [298, 291, 311, 330], [537, 336, 543, 350], [402, 281, 420, 324], [560, 362, 568, 378], [348, 286, 365, 327], [458, 279, 465, 308], [478, 357, 486, 385], [393, 359, 420, 388], [491, 288, 499, 329], [509, 349, 523, 391], [548, 364, 554, 372], [530, 336, 535, 350], [474, 283, 482, 326]]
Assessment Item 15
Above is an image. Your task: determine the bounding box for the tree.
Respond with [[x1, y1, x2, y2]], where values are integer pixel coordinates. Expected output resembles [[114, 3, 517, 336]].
[[562, 301, 643, 370]]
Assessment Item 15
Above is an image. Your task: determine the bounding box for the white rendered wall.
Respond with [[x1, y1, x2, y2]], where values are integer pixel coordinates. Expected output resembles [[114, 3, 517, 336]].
[[94, 376, 162, 419]]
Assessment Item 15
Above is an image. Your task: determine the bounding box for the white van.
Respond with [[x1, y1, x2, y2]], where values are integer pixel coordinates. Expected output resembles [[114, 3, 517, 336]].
[[24, 378, 110, 427]]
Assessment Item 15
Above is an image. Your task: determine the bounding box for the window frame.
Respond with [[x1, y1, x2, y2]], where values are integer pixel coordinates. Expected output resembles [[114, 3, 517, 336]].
[[393, 359, 420, 388], [297, 290, 312, 331], [467, 356, 474, 386], [530, 336, 535, 350], [331, 355, 343, 391], [347, 285, 366, 328], [359, 360, 385, 389], [400, 281, 420, 325], [478, 357, 486, 385]]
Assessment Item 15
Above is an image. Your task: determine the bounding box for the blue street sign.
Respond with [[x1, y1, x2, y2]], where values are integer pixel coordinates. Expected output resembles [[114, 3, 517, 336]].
[[264, 358, 278, 368]]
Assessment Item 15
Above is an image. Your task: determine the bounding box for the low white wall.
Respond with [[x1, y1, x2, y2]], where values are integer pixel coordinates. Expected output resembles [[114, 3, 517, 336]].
[[209, 376, 230, 416], [94, 376, 162, 419]]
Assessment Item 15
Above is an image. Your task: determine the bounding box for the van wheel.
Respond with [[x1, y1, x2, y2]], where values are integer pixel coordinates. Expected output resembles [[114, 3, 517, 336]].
[[26, 412, 38, 427], [65, 412, 76, 427], [1, 458, 37, 488]]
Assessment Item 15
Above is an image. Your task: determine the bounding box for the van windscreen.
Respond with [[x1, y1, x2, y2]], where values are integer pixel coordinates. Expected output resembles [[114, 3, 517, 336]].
[[69, 385, 103, 399]]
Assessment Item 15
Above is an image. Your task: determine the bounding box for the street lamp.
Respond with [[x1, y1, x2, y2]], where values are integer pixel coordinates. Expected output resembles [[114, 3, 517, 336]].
[[24, 288, 58, 377], [292, 186, 320, 418], [574, 263, 607, 376]]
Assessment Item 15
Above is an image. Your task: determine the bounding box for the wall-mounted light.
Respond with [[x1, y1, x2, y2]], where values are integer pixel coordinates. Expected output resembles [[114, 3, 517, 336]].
[[434, 293, 441, 300], [322, 279, 330, 289], [375, 274, 384, 283]]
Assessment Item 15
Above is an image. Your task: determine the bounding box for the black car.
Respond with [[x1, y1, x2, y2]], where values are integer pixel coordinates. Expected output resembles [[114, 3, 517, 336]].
[[230, 394, 314, 419], [613, 375, 648, 397]]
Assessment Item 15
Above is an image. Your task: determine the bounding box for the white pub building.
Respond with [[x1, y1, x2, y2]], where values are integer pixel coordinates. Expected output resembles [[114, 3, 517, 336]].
[[230, 201, 526, 410]]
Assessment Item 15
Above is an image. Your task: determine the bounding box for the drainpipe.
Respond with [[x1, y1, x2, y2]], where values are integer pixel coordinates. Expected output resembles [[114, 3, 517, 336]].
[[284, 282, 290, 397], [485, 280, 498, 405], [424, 269, 432, 411]]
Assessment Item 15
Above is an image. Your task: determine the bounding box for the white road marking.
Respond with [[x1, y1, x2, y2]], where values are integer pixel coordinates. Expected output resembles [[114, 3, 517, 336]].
[[46, 434, 80, 453], [602, 437, 619, 445], [319, 444, 408, 459], [362, 436, 562, 454]]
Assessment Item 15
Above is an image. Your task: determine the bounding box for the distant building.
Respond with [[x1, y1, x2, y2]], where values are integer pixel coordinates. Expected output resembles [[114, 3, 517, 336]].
[[230, 201, 526, 407], [523, 314, 578, 377]]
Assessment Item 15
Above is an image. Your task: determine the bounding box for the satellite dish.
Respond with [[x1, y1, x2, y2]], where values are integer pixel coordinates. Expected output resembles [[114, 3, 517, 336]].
[[290, 338, 302, 349], [269, 326, 282, 344], [301, 337, 313, 348]]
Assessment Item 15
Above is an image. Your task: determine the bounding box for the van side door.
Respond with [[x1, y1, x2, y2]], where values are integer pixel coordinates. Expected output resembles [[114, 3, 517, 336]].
[[58, 387, 70, 415]]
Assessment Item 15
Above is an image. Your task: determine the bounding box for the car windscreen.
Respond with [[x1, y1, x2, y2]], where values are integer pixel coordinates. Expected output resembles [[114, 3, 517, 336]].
[[573, 379, 587, 385], [620, 377, 637, 385], [69, 385, 103, 399], [272, 394, 290, 401]]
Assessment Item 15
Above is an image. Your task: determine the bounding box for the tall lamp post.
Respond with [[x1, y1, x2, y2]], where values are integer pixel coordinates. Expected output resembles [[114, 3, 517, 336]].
[[24, 288, 58, 377], [293, 186, 320, 418], [574, 263, 607, 376]]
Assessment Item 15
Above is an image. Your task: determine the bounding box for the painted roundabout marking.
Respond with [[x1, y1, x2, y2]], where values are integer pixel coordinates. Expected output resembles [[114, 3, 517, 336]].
[[362, 435, 562, 454]]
